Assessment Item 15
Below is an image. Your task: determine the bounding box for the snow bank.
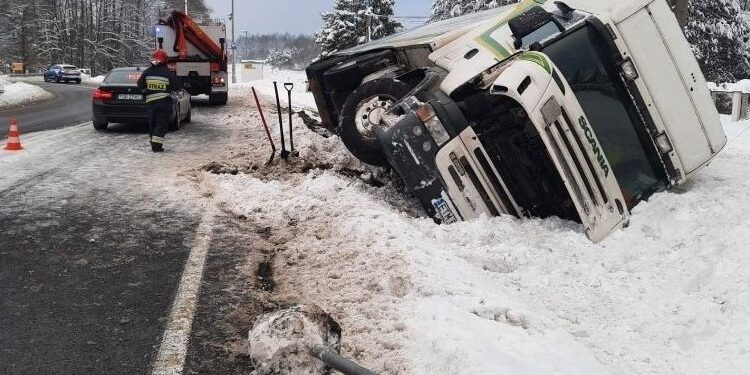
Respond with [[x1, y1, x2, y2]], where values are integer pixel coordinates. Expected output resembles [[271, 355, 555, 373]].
[[90, 75, 105, 83], [201, 88, 750, 374], [0, 77, 54, 109]]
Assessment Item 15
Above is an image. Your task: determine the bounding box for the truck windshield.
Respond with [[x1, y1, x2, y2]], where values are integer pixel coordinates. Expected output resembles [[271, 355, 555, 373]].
[[541, 25, 664, 208]]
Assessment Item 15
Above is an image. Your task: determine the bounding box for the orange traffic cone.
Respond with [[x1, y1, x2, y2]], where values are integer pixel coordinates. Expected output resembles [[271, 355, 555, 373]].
[[4, 118, 24, 151]]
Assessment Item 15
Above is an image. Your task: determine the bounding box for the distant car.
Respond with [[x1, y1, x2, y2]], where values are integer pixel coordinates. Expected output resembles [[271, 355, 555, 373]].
[[91, 67, 192, 131], [44, 64, 82, 84]]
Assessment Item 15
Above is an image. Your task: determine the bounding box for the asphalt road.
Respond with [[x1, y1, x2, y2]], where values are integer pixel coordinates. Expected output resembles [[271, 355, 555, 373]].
[[0, 102, 232, 374], [0, 81, 95, 136]]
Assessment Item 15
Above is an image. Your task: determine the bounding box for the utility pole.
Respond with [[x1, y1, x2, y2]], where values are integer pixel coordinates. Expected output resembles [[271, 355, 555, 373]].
[[242, 29, 248, 60], [231, 0, 236, 84]]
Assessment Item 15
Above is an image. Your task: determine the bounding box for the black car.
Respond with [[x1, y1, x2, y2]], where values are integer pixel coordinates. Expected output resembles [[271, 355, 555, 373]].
[[92, 67, 191, 131], [44, 64, 82, 84]]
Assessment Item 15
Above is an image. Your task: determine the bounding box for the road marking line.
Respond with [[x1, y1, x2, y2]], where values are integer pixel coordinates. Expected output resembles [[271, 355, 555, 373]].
[[152, 210, 215, 375]]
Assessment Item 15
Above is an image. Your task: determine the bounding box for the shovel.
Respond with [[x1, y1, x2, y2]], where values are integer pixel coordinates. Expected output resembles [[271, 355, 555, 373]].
[[251, 87, 276, 165], [248, 305, 378, 375], [284, 82, 299, 157], [273, 81, 290, 160]]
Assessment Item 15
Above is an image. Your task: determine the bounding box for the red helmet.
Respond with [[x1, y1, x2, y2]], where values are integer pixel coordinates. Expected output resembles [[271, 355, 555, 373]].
[[151, 49, 168, 64]]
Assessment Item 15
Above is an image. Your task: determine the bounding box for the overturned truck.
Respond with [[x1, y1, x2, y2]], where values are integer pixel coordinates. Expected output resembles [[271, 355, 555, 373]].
[[306, 0, 726, 242]]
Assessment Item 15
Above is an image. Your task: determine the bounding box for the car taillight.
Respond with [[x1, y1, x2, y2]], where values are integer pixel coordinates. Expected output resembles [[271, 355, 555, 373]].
[[212, 77, 226, 86], [93, 88, 113, 101]]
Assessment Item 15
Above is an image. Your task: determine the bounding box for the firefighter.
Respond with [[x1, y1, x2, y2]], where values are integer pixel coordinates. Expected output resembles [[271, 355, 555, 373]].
[[137, 49, 182, 152]]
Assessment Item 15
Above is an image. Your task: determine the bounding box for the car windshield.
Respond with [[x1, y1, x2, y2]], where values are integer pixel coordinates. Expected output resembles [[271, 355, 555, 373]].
[[541, 25, 665, 209], [105, 70, 143, 84]]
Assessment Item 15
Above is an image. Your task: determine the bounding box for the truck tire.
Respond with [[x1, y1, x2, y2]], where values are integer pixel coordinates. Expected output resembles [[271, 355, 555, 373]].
[[209, 93, 228, 106], [339, 78, 412, 167]]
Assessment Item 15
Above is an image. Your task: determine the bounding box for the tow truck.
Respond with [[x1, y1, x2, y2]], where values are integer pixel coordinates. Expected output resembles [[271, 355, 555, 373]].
[[155, 11, 229, 105], [306, 0, 727, 242]]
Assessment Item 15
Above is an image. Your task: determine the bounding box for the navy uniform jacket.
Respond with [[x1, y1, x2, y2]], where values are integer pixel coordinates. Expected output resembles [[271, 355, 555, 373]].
[[137, 64, 182, 104]]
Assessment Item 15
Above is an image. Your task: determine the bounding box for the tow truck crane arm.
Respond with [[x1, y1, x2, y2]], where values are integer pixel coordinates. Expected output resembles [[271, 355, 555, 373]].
[[158, 11, 227, 66]]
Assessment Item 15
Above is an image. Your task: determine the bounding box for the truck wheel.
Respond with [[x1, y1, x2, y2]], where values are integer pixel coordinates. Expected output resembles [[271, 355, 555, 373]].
[[93, 121, 108, 131], [209, 93, 228, 106], [339, 78, 412, 167]]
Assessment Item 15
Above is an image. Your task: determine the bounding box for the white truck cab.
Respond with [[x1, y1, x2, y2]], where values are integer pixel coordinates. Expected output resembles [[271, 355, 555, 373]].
[[306, 0, 726, 242]]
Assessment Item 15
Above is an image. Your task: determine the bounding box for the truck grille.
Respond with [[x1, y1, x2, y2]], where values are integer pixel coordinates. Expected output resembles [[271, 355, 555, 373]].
[[544, 107, 610, 216]]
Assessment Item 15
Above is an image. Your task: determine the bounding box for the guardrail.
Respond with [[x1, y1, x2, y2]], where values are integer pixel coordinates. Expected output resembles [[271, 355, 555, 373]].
[[7, 73, 44, 83]]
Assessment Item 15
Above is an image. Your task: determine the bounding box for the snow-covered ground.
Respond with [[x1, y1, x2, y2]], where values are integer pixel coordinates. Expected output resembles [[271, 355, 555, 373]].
[[4, 67, 748, 374], [0, 76, 54, 109], [196, 72, 750, 374]]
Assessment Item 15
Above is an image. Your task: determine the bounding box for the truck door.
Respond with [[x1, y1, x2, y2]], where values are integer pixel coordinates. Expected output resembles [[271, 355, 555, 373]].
[[615, 0, 727, 174]]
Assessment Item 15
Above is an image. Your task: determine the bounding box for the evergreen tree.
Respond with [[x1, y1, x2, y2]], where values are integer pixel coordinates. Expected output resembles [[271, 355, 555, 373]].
[[685, 0, 750, 82], [429, 0, 519, 22], [315, 0, 402, 58]]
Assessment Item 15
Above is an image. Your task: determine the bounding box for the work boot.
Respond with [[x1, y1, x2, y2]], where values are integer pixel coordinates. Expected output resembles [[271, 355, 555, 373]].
[[151, 142, 164, 153]]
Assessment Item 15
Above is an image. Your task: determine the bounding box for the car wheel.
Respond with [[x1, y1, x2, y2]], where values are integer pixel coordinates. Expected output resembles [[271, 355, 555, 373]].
[[76, 80, 81, 84], [55, 77, 61, 83], [169, 107, 182, 131], [184, 105, 192, 123], [93, 121, 108, 131], [339, 78, 413, 167]]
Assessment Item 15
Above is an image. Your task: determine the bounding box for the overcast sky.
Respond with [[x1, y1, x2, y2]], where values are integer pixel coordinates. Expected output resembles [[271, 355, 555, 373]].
[[203, 0, 433, 36]]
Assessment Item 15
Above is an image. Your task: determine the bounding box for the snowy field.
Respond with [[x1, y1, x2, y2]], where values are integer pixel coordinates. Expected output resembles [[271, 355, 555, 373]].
[[0, 76, 53, 110], [196, 70, 750, 374]]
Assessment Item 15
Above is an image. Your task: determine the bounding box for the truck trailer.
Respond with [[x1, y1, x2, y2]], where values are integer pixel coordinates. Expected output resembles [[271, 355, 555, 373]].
[[306, 0, 727, 242], [155, 11, 229, 105]]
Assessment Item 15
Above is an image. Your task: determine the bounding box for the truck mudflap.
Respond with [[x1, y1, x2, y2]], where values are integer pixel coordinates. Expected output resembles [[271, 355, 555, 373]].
[[491, 54, 629, 241]]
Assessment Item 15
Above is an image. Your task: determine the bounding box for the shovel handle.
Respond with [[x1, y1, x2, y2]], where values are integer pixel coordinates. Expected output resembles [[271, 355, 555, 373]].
[[312, 345, 378, 375], [284, 82, 294, 91]]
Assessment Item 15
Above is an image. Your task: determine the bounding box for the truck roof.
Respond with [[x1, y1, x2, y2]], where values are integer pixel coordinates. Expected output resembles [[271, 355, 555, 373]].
[[338, 4, 515, 56], [335, 0, 656, 57]]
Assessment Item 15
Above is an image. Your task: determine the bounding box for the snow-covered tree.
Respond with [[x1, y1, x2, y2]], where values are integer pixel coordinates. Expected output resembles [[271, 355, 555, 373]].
[[685, 0, 750, 82], [267, 48, 295, 69], [429, 0, 519, 22], [315, 0, 402, 58]]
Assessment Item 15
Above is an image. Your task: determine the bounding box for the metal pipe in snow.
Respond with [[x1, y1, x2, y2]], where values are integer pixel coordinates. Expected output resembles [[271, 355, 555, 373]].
[[311, 345, 378, 375]]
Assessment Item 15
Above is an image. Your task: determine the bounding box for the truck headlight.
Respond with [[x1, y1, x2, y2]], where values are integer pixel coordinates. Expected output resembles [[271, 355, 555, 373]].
[[621, 59, 639, 80], [656, 132, 673, 154], [416, 103, 450, 146]]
